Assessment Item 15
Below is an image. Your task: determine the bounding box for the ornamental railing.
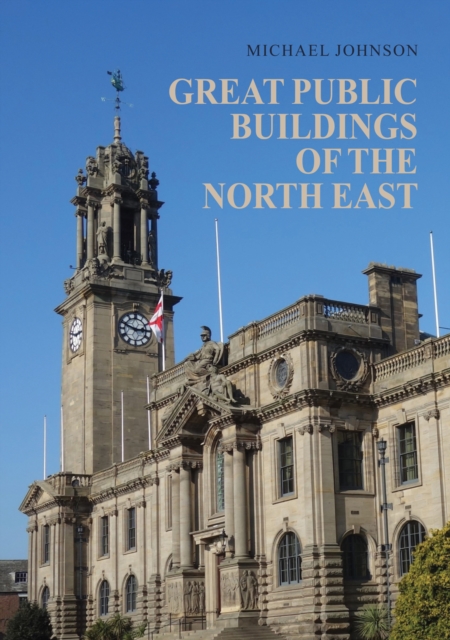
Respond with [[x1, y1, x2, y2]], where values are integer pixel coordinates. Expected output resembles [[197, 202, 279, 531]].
[[46, 472, 92, 493], [374, 334, 450, 381], [323, 300, 370, 324], [257, 303, 301, 338]]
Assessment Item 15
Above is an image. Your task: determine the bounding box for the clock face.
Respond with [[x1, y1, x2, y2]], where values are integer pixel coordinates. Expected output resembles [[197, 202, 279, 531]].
[[118, 312, 152, 347], [69, 317, 83, 352]]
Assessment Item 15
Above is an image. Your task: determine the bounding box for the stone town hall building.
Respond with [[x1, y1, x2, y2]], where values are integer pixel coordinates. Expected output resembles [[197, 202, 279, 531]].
[[20, 116, 449, 640]]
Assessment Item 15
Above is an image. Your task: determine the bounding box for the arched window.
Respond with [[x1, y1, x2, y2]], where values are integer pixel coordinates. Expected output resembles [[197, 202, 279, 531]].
[[399, 521, 425, 575], [99, 580, 110, 616], [278, 532, 301, 586], [42, 586, 50, 609], [216, 448, 225, 513], [126, 575, 137, 612], [342, 534, 370, 579]]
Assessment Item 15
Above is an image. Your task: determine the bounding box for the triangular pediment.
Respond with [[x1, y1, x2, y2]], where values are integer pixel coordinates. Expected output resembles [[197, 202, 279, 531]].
[[156, 387, 238, 445], [19, 480, 59, 514]]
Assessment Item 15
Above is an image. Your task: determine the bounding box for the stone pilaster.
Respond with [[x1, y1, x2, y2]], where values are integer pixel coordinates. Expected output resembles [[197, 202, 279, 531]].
[[86, 200, 96, 261], [113, 195, 122, 261], [233, 445, 248, 558], [180, 464, 193, 568], [224, 450, 234, 557], [140, 200, 149, 264], [76, 211, 84, 269], [172, 469, 180, 568]]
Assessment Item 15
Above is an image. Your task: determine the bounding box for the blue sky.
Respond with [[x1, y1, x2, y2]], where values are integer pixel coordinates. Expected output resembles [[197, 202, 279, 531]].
[[0, 0, 449, 558]]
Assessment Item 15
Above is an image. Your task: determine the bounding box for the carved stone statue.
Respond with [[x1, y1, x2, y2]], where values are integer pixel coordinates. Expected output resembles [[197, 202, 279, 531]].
[[199, 582, 205, 613], [207, 365, 235, 404], [86, 156, 98, 177], [239, 570, 258, 610], [96, 222, 108, 255], [147, 231, 155, 266], [184, 581, 192, 613], [185, 327, 224, 385], [192, 581, 199, 613]]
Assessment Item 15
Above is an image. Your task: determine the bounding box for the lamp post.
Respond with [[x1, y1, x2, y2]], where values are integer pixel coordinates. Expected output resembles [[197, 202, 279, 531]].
[[377, 439, 392, 628]]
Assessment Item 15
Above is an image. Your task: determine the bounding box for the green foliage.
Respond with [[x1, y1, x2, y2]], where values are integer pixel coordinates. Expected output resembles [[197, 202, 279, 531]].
[[84, 613, 146, 640], [391, 521, 450, 640], [354, 604, 389, 640], [5, 601, 54, 640]]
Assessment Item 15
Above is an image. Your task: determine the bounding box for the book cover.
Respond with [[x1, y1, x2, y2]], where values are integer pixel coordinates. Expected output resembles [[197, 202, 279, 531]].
[[1, 1, 448, 556]]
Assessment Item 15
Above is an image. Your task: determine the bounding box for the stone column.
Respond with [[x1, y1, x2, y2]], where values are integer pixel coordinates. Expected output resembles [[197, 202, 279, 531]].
[[233, 445, 248, 558], [76, 211, 84, 269], [87, 200, 95, 261], [113, 195, 122, 261], [180, 464, 192, 568], [224, 450, 234, 556], [172, 469, 180, 568], [140, 201, 148, 264]]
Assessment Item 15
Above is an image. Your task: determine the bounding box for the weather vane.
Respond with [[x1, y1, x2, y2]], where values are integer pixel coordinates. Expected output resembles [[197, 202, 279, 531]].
[[101, 70, 133, 111]]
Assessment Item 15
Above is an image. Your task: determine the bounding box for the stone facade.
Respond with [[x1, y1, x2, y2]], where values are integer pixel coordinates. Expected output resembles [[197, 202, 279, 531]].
[[20, 119, 450, 640]]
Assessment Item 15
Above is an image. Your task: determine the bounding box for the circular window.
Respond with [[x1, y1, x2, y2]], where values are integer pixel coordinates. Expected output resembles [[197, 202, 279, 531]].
[[268, 354, 294, 399], [335, 350, 360, 380], [275, 359, 289, 388]]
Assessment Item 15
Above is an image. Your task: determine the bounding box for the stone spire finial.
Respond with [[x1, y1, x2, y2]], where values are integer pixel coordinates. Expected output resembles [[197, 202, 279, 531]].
[[114, 116, 121, 144]]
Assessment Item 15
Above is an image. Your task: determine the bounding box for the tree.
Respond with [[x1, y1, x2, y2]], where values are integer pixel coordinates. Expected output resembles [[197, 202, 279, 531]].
[[5, 601, 54, 640], [354, 604, 389, 640], [390, 521, 450, 640], [84, 613, 146, 640]]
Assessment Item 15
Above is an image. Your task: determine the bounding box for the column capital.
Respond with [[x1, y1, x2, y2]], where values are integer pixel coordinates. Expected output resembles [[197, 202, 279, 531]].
[[112, 195, 123, 206], [219, 439, 261, 453], [86, 198, 99, 209]]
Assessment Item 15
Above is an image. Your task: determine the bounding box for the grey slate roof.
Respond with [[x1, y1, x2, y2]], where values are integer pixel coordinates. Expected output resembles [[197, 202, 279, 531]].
[[0, 560, 28, 593]]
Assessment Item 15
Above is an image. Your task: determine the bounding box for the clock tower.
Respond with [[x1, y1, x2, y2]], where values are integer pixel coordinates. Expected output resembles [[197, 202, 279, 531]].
[[56, 115, 180, 475]]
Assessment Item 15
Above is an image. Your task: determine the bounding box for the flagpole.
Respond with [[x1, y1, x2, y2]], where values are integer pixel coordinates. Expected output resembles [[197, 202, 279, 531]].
[[60, 405, 64, 473], [215, 218, 224, 342], [121, 391, 124, 463], [43, 415, 47, 479], [147, 375, 152, 451], [430, 231, 440, 338], [161, 288, 166, 371]]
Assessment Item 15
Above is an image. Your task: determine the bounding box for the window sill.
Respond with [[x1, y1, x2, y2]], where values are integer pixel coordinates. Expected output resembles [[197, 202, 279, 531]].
[[274, 582, 303, 592], [392, 479, 422, 493], [335, 489, 374, 496], [124, 548, 137, 555], [98, 554, 110, 561], [273, 493, 298, 505]]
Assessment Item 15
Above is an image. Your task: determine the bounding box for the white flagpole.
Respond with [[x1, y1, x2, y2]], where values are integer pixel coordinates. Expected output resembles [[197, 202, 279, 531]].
[[430, 231, 440, 338], [60, 405, 64, 473], [43, 415, 47, 479], [215, 218, 224, 342], [147, 375, 152, 451], [161, 289, 166, 371], [121, 391, 124, 463]]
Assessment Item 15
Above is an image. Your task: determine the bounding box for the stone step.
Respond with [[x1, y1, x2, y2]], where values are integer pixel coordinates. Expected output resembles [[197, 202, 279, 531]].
[[153, 625, 286, 640]]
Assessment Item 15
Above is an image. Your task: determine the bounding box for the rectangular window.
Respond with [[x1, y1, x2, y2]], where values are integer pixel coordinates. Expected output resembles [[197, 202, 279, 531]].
[[398, 422, 418, 483], [100, 516, 109, 556], [337, 431, 363, 490], [127, 508, 136, 550], [279, 436, 294, 496], [15, 572, 28, 583], [43, 526, 50, 564]]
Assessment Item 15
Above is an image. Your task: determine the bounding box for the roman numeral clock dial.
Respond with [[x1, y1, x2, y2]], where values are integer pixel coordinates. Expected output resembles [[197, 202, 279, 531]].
[[69, 317, 83, 352], [118, 312, 152, 347]]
